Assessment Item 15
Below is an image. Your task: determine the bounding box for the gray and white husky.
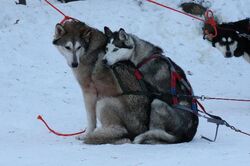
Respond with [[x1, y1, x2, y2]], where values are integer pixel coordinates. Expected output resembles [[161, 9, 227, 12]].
[[53, 20, 151, 144], [103, 27, 199, 144]]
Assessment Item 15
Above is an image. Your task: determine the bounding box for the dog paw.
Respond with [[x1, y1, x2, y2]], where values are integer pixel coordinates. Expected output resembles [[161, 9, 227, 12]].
[[114, 138, 131, 144], [133, 135, 144, 144], [82, 134, 100, 144]]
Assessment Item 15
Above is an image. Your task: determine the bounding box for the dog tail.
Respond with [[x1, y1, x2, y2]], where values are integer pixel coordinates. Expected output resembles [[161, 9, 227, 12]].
[[133, 129, 178, 144]]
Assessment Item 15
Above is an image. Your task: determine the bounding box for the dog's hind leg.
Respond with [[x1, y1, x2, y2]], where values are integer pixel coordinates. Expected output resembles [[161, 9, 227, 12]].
[[83, 126, 130, 144], [83, 97, 130, 144], [133, 99, 178, 144]]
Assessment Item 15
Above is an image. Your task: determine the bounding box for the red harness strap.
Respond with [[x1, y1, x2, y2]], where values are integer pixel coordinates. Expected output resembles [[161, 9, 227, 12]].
[[135, 55, 197, 109], [135, 54, 162, 80], [135, 54, 180, 105], [134, 69, 143, 80], [171, 72, 180, 105], [137, 54, 162, 68], [171, 71, 197, 110]]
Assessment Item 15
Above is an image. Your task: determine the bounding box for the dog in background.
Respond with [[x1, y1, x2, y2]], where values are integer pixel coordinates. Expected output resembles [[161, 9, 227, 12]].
[[203, 18, 250, 63]]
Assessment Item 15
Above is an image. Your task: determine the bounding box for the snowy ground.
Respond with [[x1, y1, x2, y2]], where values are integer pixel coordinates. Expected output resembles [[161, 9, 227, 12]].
[[0, 0, 250, 165]]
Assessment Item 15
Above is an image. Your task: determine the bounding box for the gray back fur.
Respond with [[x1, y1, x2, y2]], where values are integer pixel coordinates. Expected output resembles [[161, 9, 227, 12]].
[[130, 34, 163, 65]]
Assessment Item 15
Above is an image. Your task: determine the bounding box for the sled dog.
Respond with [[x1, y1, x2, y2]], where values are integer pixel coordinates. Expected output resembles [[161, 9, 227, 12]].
[[203, 18, 250, 63], [53, 20, 151, 144], [102, 27, 199, 144], [180, 2, 207, 16]]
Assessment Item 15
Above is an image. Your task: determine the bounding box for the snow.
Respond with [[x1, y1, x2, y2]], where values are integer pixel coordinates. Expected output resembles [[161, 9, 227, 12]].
[[0, 0, 250, 165]]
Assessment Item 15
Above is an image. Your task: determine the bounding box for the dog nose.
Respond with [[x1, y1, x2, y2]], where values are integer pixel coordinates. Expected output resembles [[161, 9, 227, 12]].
[[71, 62, 78, 68], [102, 59, 107, 64], [225, 51, 232, 58]]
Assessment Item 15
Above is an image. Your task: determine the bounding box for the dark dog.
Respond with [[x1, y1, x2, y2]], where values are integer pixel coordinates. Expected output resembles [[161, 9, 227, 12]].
[[180, 2, 207, 16], [203, 18, 250, 62]]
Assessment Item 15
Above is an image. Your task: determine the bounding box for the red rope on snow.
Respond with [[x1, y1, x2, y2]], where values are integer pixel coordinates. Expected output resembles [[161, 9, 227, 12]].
[[37, 115, 85, 137], [44, 0, 75, 24], [41, 1, 85, 138]]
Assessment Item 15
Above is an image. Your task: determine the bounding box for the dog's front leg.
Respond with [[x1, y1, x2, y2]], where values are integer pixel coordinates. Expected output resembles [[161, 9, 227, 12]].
[[76, 91, 97, 140], [84, 92, 98, 133]]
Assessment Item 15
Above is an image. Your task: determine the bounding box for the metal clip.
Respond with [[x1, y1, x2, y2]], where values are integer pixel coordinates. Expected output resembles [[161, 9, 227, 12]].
[[200, 95, 206, 101]]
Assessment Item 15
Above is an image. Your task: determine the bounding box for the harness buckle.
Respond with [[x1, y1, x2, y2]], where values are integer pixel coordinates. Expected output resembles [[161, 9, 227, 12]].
[[200, 95, 206, 101]]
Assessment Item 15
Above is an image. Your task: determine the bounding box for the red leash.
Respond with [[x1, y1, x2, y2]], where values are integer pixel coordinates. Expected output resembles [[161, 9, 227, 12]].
[[44, 0, 75, 24], [146, 0, 218, 38], [39, 1, 83, 137], [37, 115, 85, 137], [147, 0, 205, 22], [204, 9, 217, 38]]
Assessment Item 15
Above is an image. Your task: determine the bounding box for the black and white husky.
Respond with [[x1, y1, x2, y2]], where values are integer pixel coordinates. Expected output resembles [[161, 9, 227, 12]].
[[102, 27, 199, 144], [203, 18, 250, 63]]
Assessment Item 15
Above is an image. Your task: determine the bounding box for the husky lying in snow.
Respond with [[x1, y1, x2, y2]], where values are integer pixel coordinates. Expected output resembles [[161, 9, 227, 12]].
[[180, 2, 207, 16], [102, 27, 199, 144], [203, 18, 250, 63], [53, 20, 152, 144]]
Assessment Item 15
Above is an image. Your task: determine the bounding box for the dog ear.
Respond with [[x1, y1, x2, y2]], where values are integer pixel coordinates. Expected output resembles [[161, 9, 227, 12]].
[[82, 30, 92, 43], [118, 28, 128, 41], [55, 24, 65, 38], [53, 24, 66, 44], [104, 26, 113, 38]]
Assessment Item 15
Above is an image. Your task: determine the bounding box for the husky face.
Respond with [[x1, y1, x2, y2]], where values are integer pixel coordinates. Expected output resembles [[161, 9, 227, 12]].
[[102, 27, 134, 66], [203, 19, 250, 62], [53, 23, 91, 68], [215, 36, 238, 58], [203, 23, 238, 57]]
